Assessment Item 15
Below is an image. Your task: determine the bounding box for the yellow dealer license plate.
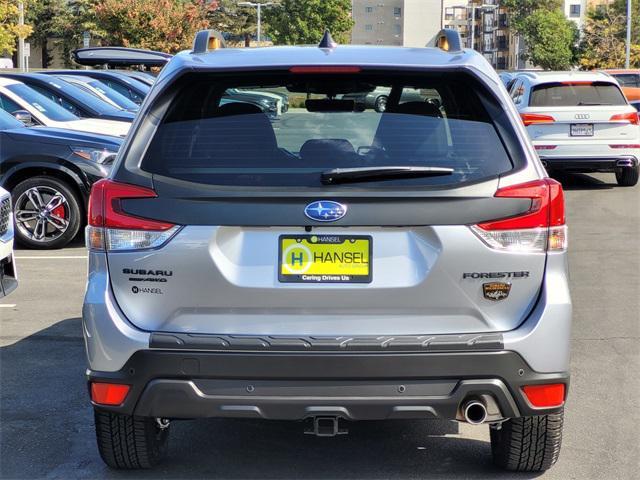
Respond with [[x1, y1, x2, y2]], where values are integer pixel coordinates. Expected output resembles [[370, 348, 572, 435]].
[[279, 235, 372, 283]]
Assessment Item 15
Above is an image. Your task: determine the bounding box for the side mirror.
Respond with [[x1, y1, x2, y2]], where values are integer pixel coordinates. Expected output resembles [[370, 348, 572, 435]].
[[11, 110, 34, 126]]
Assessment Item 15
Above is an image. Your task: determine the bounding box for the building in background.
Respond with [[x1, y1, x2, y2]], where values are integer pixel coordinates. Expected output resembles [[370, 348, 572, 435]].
[[351, 0, 443, 47]]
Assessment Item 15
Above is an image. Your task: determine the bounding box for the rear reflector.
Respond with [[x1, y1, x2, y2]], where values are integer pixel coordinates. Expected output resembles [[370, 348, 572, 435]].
[[522, 384, 565, 408], [535, 145, 557, 150], [472, 179, 567, 252], [289, 66, 361, 74], [521, 113, 555, 126], [609, 144, 640, 149], [91, 382, 130, 406], [610, 111, 639, 125]]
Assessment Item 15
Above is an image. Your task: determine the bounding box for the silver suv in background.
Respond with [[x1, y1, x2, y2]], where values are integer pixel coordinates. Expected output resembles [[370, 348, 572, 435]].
[[0, 186, 17, 297], [510, 71, 640, 186], [83, 30, 571, 472]]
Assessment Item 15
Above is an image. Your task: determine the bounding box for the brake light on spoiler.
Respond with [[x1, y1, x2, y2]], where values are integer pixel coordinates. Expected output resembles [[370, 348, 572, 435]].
[[87, 179, 180, 252], [471, 179, 567, 253]]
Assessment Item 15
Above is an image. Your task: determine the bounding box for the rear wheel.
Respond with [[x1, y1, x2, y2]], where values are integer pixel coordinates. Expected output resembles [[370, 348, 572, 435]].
[[490, 410, 564, 472], [615, 165, 639, 186], [12, 176, 82, 249], [94, 409, 169, 469], [374, 95, 388, 112]]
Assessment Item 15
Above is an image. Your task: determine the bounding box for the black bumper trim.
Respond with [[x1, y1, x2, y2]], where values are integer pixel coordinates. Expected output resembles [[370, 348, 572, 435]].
[[150, 332, 504, 352], [540, 155, 638, 172], [88, 350, 568, 420]]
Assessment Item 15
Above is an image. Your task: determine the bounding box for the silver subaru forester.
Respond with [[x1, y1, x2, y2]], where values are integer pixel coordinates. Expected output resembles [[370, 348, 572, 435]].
[[83, 30, 571, 472]]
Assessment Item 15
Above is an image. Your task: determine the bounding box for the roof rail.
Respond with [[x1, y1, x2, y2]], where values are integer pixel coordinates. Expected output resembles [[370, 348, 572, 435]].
[[434, 29, 462, 53], [192, 30, 226, 54]]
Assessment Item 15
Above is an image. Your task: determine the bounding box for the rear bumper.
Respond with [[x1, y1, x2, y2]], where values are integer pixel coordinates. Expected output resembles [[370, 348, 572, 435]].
[[88, 349, 568, 421], [539, 155, 638, 172]]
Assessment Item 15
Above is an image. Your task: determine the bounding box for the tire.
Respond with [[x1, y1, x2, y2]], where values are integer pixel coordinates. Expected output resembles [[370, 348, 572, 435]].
[[615, 165, 639, 186], [94, 409, 169, 469], [11, 176, 82, 249], [374, 95, 388, 113], [490, 410, 564, 472]]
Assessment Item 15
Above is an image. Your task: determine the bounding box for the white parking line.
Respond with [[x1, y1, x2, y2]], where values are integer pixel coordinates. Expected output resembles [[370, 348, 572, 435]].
[[14, 256, 88, 259], [0, 304, 16, 308]]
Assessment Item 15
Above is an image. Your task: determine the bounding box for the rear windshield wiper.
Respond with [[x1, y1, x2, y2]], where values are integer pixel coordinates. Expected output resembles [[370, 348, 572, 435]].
[[321, 166, 454, 185], [577, 102, 611, 106]]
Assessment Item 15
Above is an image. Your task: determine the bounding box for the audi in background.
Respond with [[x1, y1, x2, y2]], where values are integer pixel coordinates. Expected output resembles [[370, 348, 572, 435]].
[[0, 109, 122, 249], [509, 71, 640, 186]]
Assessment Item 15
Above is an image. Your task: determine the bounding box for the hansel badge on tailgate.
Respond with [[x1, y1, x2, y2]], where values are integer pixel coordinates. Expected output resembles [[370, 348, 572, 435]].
[[483, 282, 511, 301]]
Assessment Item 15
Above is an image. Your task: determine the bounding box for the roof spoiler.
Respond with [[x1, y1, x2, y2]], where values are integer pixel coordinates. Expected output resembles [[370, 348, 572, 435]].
[[192, 30, 226, 54], [71, 47, 173, 67], [434, 29, 462, 53]]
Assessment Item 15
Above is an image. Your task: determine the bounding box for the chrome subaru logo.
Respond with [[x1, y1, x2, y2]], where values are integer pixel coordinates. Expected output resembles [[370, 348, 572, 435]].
[[304, 201, 347, 222]]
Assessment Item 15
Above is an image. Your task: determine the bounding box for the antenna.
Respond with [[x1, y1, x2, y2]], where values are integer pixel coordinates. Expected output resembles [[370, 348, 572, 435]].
[[318, 30, 338, 49]]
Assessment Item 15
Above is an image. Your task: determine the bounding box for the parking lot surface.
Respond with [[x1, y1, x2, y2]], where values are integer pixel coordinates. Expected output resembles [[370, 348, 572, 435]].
[[1, 172, 638, 479]]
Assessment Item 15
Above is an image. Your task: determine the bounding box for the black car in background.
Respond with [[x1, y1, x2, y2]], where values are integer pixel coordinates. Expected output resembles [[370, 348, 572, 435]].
[[0, 73, 135, 122], [42, 70, 150, 105], [0, 110, 122, 249]]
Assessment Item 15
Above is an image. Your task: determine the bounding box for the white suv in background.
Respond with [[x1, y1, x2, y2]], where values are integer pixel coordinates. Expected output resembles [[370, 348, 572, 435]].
[[510, 71, 640, 186]]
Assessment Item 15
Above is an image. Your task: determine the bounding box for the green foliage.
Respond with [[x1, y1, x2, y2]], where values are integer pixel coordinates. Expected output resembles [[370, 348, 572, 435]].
[[579, 0, 640, 69], [208, 0, 257, 46], [92, 0, 216, 53], [264, 0, 353, 45], [520, 9, 578, 70], [501, 0, 563, 32], [0, 0, 33, 54]]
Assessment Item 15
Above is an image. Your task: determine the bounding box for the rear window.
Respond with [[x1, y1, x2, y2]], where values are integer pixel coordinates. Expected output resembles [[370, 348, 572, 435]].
[[611, 73, 640, 88], [530, 82, 626, 107], [141, 72, 516, 188]]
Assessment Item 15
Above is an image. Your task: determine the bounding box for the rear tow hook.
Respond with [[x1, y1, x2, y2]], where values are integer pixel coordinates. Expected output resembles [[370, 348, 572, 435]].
[[304, 416, 348, 437]]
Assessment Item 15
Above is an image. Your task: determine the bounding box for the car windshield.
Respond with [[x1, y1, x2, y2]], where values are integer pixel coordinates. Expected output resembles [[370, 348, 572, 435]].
[[6, 83, 78, 121], [87, 79, 139, 110], [0, 108, 24, 129], [530, 82, 627, 107], [142, 72, 516, 188]]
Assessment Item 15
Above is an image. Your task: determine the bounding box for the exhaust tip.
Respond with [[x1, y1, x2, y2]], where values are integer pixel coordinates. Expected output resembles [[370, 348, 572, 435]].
[[616, 159, 635, 168], [463, 400, 488, 425]]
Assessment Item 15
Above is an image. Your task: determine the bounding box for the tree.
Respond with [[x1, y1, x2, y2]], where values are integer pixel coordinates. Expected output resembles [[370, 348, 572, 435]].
[[0, 0, 32, 55], [208, 0, 257, 47], [264, 0, 353, 45], [501, 0, 563, 31], [24, 0, 70, 67], [578, 0, 640, 69], [92, 0, 216, 53], [520, 9, 578, 70]]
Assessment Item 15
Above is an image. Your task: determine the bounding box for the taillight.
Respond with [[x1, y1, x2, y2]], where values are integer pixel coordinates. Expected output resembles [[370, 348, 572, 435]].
[[87, 179, 179, 252], [522, 384, 565, 408], [610, 111, 639, 125], [470, 179, 567, 252], [520, 113, 555, 126]]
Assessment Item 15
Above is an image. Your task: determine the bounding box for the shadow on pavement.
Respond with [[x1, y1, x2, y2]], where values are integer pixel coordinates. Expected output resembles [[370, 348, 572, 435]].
[[1, 319, 542, 480], [549, 171, 617, 191]]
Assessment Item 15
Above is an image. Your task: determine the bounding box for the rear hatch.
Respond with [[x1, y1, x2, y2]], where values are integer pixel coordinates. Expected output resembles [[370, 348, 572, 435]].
[[97, 69, 563, 337], [522, 81, 639, 144]]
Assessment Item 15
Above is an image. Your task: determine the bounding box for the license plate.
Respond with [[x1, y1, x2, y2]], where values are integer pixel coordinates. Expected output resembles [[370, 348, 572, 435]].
[[279, 235, 372, 283], [570, 123, 594, 136]]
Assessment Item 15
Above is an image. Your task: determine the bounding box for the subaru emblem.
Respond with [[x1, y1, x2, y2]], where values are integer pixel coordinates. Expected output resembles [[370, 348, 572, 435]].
[[304, 201, 347, 222]]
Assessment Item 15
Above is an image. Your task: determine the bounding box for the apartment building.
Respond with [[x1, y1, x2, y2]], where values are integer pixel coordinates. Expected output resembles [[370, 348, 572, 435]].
[[351, 0, 443, 47], [563, 0, 616, 31]]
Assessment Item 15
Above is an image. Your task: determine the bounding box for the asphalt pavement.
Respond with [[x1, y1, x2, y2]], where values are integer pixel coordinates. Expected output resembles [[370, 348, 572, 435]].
[[0, 172, 638, 479]]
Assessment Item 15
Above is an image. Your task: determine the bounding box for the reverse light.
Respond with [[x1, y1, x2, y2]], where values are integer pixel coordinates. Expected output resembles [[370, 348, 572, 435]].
[[522, 384, 565, 408], [610, 112, 640, 125], [471, 179, 567, 252], [90, 382, 130, 406], [520, 113, 555, 126], [87, 179, 179, 252]]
